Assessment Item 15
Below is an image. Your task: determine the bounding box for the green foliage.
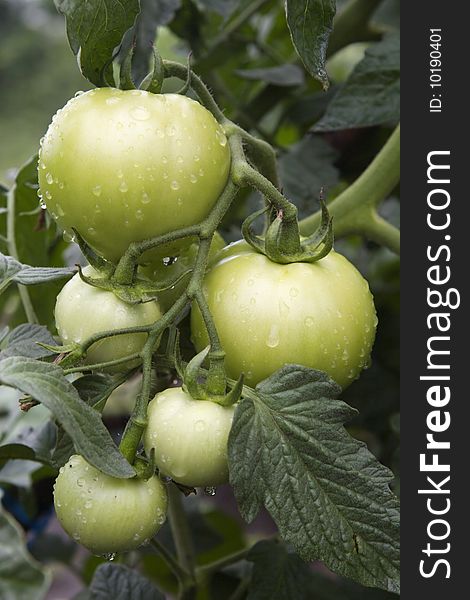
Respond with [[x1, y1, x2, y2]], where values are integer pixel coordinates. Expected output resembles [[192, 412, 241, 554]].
[[229, 366, 400, 593]]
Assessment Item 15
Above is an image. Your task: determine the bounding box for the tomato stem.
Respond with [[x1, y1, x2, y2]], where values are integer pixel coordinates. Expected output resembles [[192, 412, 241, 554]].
[[167, 484, 197, 592], [149, 538, 190, 585]]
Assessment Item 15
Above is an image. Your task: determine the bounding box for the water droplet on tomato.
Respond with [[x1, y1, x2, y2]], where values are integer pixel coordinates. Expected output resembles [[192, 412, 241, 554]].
[[166, 125, 176, 136], [289, 287, 299, 298], [45, 172, 53, 184], [45, 190, 52, 200], [194, 420, 206, 432], [177, 155, 183, 164], [266, 323, 280, 348], [141, 192, 150, 204], [92, 185, 102, 197], [131, 106, 150, 121], [106, 97, 120, 105], [305, 316, 314, 327], [119, 181, 128, 193], [190, 174, 197, 183], [171, 181, 180, 191]]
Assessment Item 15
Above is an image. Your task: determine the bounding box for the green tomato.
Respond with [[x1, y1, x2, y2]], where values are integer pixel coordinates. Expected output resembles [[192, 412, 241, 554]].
[[143, 387, 234, 487], [53, 454, 167, 555], [38, 88, 231, 263], [55, 266, 161, 369], [190, 241, 377, 389], [140, 231, 226, 311]]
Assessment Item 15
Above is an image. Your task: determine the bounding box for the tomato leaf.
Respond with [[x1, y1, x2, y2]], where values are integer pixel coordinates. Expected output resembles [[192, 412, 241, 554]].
[[0, 357, 135, 479], [0, 421, 56, 467], [86, 563, 165, 599], [0, 324, 57, 360], [246, 540, 313, 600], [0, 253, 75, 290], [228, 365, 400, 593], [285, 0, 336, 90], [279, 134, 339, 218], [314, 34, 400, 131], [54, 0, 140, 86], [0, 504, 51, 600]]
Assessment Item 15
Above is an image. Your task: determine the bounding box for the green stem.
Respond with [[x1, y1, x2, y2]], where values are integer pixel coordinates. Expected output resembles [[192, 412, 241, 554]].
[[327, 0, 382, 57], [207, 0, 269, 52], [163, 61, 226, 123], [230, 135, 297, 221], [167, 484, 197, 599], [228, 577, 251, 600], [361, 211, 400, 254], [197, 548, 248, 577], [149, 538, 190, 584], [63, 353, 141, 374], [6, 188, 38, 324], [299, 124, 400, 254]]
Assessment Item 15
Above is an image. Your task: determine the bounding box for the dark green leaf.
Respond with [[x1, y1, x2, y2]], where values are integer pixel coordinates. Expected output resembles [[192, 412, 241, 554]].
[[285, 0, 336, 89], [55, 0, 140, 86], [279, 135, 339, 218], [88, 563, 164, 599], [246, 540, 311, 600], [228, 365, 400, 593], [0, 506, 51, 600], [133, 0, 182, 84], [0, 357, 135, 479], [314, 34, 400, 131], [235, 64, 305, 87], [0, 324, 56, 359]]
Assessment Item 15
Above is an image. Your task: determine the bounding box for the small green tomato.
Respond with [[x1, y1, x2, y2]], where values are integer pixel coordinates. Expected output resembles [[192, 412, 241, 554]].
[[53, 455, 168, 555], [144, 387, 234, 487], [54, 266, 162, 369]]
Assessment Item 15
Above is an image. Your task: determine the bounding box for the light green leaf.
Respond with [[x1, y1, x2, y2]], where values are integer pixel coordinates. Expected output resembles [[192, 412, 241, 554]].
[[229, 365, 400, 593], [0, 357, 135, 479]]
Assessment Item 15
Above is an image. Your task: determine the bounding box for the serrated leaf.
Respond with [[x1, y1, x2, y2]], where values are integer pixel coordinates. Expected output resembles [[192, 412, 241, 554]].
[[88, 563, 164, 599], [0, 324, 57, 360], [279, 135, 339, 219], [285, 0, 336, 89], [228, 365, 400, 593], [55, 0, 140, 86], [246, 540, 312, 600], [235, 64, 305, 87], [0, 505, 51, 600], [0, 357, 135, 479], [314, 34, 400, 131]]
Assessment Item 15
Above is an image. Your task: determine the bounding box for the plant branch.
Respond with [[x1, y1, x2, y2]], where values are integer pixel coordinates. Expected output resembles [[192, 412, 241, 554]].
[[327, 0, 382, 58], [150, 537, 190, 584], [197, 547, 249, 577], [6, 188, 38, 324]]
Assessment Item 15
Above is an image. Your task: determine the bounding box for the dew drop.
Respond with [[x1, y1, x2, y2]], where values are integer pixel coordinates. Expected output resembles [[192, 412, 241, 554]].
[[161, 475, 173, 484], [177, 155, 183, 164], [215, 130, 227, 146], [45, 190, 52, 200], [75, 90, 84, 97], [166, 125, 176, 137], [131, 106, 150, 121], [119, 181, 128, 193], [278, 300, 290, 317], [171, 180, 180, 191], [39, 161, 46, 170], [190, 174, 197, 184], [141, 192, 150, 204], [162, 156, 168, 164], [194, 420, 206, 432], [103, 552, 116, 561], [193, 154, 200, 162], [106, 97, 120, 105], [136, 209, 144, 220], [92, 185, 102, 197], [305, 316, 314, 327], [266, 323, 280, 348], [46, 172, 53, 184], [77, 478, 85, 487], [289, 287, 299, 298]]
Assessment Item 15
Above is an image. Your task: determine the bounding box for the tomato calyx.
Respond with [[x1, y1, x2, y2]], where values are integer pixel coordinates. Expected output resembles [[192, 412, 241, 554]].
[[182, 346, 244, 407], [117, 43, 164, 94], [242, 197, 334, 264], [76, 264, 192, 305], [133, 450, 156, 481]]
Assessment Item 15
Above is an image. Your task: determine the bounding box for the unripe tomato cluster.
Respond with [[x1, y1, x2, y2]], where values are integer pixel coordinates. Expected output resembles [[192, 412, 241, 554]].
[[43, 87, 377, 557]]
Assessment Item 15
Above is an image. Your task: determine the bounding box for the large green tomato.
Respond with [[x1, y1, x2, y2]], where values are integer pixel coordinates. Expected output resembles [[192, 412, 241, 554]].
[[190, 241, 377, 389], [54, 455, 167, 555], [140, 231, 226, 311], [38, 88, 231, 263], [143, 387, 234, 487], [55, 266, 161, 368]]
